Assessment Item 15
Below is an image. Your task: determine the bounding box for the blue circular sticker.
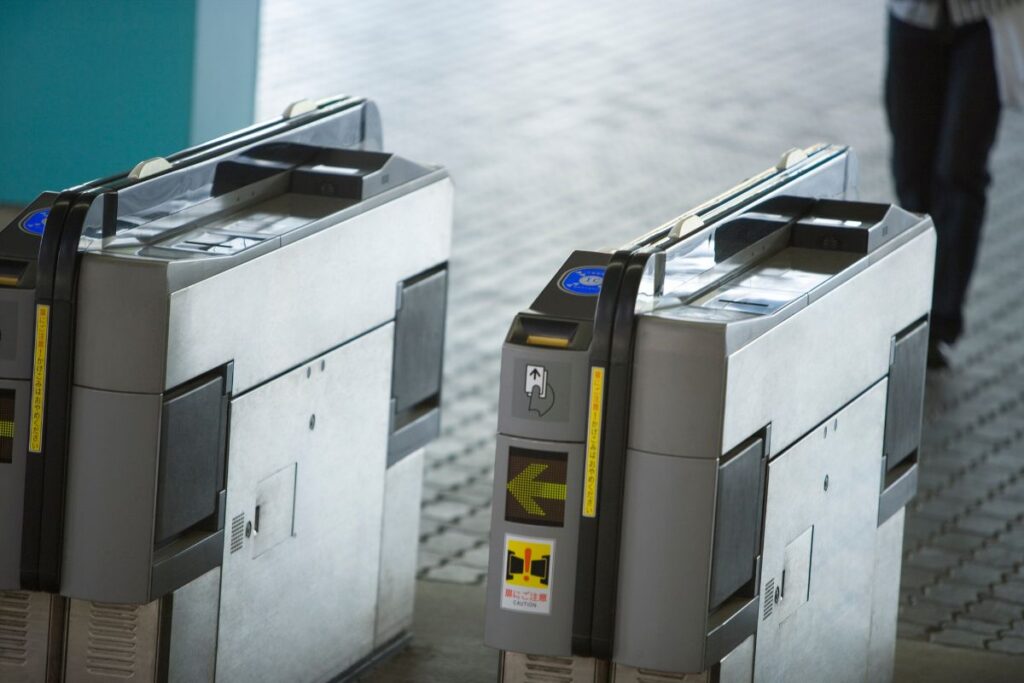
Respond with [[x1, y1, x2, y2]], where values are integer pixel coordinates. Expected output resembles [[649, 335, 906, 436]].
[[20, 208, 49, 237], [558, 266, 605, 296]]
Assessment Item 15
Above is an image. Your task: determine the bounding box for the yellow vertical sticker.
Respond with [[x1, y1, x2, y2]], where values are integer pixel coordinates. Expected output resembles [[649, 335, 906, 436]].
[[29, 304, 49, 453], [582, 366, 604, 517]]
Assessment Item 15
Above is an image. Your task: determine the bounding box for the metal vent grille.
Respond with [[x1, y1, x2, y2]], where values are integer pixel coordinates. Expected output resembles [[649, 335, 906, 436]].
[[633, 668, 690, 682], [763, 578, 775, 620], [0, 592, 30, 666], [523, 654, 575, 682], [231, 513, 246, 553], [86, 602, 139, 677]]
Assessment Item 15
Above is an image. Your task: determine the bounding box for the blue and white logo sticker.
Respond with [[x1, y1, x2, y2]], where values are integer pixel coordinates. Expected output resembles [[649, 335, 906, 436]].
[[558, 266, 605, 296], [20, 208, 49, 237]]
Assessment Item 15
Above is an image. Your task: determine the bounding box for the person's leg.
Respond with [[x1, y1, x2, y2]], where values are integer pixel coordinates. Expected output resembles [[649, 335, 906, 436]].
[[929, 20, 1002, 345], [885, 14, 950, 215]]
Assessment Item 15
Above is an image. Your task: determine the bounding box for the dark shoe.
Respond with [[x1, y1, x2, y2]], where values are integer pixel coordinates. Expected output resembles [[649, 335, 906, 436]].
[[927, 339, 950, 370]]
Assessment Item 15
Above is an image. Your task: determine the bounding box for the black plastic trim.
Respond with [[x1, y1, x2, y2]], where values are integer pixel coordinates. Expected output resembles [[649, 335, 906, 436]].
[[570, 251, 628, 656], [589, 250, 651, 659]]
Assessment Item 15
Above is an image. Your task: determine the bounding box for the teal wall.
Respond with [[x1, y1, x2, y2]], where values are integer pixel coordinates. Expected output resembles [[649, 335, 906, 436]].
[[0, 0, 260, 205]]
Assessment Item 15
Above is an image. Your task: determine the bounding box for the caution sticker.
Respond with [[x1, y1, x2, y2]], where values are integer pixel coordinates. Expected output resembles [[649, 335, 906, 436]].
[[29, 304, 49, 453], [582, 366, 604, 517], [501, 534, 555, 614]]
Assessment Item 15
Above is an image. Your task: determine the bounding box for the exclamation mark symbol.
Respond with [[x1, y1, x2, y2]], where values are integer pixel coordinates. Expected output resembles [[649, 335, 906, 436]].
[[524, 547, 532, 582]]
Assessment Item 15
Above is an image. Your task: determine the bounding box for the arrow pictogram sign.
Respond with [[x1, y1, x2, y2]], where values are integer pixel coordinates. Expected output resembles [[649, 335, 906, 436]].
[[507, 464, 567, 515]]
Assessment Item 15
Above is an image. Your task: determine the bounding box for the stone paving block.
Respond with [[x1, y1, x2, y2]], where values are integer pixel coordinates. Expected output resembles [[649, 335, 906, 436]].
[[419, 518, 445, 538], [1003, 620, 1024, 638], [418, 549, 445, 573], [905, 547, 963, 572], [421, 528, 480, 558], [966, 599, 1024, 624], [901, 565, 939, 590], [423, 463, 478, 489], [956, 513, 1011, 537], [922, 582, 982, 609], [444, 481, 494, 507], [897, 621, 929, 640], [992, 581, 1024, 604], [932, 532, 988, 554], [422, 499, 474, 524], [912, 497, 966, 523], [455, 543, 490, 570], [971, 545, 1021, 571], [947, 616, 1003, 635], [930, 628, 989, 649], [987, 637, 1024, 655], [421, 563, 486, 585], [899, 599, 956, 626], [974, 496, 1024, 521], [904, 515, 944, 548], [456, 506, 493, 535], [995, 527, 1024, 551], [949, 562, 1006, 586]]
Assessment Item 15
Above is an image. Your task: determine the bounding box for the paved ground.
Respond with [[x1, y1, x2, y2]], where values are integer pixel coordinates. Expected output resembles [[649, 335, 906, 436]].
[[259, 0, 1024, 662], [360, 581, 1024, 683]]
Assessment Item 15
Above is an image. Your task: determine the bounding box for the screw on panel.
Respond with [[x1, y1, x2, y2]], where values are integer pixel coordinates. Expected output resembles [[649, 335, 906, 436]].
[[824, 474, 830, 492], [306, 367, 312, 378], [309, 414, 316, 430], [245, 521, 253, 538], [320, 360, 326, 371]]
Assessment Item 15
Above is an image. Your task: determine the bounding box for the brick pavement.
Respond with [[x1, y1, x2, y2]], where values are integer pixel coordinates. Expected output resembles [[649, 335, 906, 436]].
[[255, 0, 1024, 653]]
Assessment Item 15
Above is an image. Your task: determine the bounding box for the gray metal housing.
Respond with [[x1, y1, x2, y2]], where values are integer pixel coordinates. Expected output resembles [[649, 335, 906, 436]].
[[0, 98, 452, 683], [487, 146, 932, 683]]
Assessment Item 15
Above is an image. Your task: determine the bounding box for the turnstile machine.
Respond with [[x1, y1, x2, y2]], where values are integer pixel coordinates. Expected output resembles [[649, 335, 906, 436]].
[[486, 146, 931, 683], [0, 96, 452, 682]]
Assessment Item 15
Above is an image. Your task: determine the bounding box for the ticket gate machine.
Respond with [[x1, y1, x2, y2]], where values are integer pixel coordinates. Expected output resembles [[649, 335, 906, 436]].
[[0, 96, 452, 682], [485, 146, 931, 683]]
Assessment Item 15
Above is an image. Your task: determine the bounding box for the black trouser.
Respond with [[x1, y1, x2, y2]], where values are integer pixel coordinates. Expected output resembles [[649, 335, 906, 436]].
[[885, 13, 1002, 345]]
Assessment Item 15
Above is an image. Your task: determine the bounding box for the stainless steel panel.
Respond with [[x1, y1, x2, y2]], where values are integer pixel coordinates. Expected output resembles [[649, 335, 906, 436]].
[[627, 321, 726, 459], [718, 635, 754, 683], [216, 325, 393, 683], [375, 448, 424, 647], [0, 379, 31, 589], [612, 664, 708, 682], [0, 288, 37, 380], [501, 651, 608, 682], [167, 568, 221, 683], [61, 388, 162, 603], [165, 178, 453, 395], [73, 258, 170, 394], [613, 451, 718, 672], [0, 591, 58, 683], [866, 509, 905, 683], [721, 228, 934, 457], [63, 598, 161, 683], [753, 381, 887, 683]]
